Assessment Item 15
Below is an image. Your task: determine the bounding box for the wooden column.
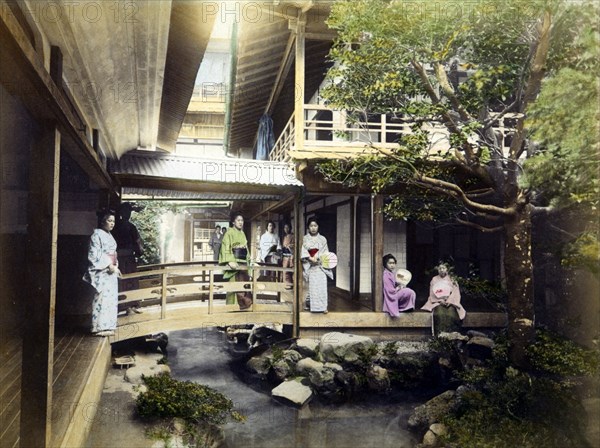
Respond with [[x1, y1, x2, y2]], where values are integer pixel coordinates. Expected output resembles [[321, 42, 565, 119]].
[[350, 196, 359, 299], [20, 125, 61, 448], [293, 194, 302, 337], [371, 194, 384, 311], [293, 14, 306, 151]]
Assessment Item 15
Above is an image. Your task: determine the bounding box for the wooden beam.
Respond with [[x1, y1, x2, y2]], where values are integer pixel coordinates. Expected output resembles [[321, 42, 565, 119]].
[[265, 33, 296, 115], [20, 125, 61, 448], [372, 194, 384, 311], [293, 14, 306, 156]]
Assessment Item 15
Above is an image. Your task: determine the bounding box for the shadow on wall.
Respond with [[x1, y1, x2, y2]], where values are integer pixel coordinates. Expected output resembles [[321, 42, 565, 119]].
[[56, 235, 94, 332]]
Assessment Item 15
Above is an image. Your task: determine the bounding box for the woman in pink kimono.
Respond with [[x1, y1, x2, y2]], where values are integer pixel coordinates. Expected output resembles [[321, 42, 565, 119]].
[[382, 254, 416, 316], [83, 212, 121, 337], [421, 263, 466, 335]]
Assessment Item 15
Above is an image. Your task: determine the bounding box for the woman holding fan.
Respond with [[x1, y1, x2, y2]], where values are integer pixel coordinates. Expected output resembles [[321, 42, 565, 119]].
[[301, 218, 334, 313]]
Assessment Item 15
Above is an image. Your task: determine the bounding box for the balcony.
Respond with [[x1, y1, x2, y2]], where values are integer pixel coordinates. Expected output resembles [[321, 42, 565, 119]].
[[270, 104, 520, 162]]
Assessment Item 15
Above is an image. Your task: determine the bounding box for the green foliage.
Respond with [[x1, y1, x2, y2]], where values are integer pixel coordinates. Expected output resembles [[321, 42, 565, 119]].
[[381, 341, 398, 358], [527, 329, 599, 377], [130, 202, 171, 266], [356, 344, 379, 371], [454, 266, 507, 310], [441, 329, 597, 447], [136, 373, 245, 425]]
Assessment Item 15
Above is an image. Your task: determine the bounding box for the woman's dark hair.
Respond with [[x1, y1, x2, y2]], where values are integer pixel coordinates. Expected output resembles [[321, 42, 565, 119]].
[[97, 210, 115, 228], [383, 254, 396, 267], [266, 220, 275, 230], [230, 211, 243, 225], [306, 217, 318, 227]]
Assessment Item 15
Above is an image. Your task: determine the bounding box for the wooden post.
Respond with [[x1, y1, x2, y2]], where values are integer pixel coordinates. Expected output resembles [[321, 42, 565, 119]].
[[294, 193, 303, 337], [293, 14, 306, 152], [161, 272, 167, 319], [208, 269, 214, 314], [20, 125, 61, 448], [372, 194, 384, 311], [351, 196, 359, 299]]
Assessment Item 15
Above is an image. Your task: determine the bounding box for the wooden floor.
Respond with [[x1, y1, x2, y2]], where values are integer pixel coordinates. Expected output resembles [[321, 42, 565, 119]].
[[0, 332, 109, 448]]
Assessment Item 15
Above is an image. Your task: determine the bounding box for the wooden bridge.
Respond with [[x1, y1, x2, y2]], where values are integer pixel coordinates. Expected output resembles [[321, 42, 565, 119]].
[[111, 262, 296, 342]]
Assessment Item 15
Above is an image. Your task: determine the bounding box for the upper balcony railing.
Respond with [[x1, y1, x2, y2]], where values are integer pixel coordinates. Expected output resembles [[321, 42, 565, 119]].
[[270, 104, 520, 162]]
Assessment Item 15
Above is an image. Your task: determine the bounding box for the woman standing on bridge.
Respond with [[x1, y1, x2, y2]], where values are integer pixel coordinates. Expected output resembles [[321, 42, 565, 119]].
[[219, 212, 253, 310], [83, 211, 121, 337]]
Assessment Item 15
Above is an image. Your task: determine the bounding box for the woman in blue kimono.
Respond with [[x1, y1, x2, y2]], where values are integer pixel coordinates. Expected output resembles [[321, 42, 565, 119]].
[[83, 211, 121, 336]]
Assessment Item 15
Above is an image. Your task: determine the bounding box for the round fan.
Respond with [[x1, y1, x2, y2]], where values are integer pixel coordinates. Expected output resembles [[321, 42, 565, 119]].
[[395, 268, 412, 285], [320, 252, 338, 269]]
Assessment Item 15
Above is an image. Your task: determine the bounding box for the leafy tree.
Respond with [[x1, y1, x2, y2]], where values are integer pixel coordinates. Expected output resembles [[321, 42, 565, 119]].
[[318, 0, 599, 365], [130, 201, 170, 266]]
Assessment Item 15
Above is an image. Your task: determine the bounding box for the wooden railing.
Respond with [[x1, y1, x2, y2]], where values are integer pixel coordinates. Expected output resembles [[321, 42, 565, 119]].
[[270, 103, 521, 161], [117, 262, 295, 320], [270, 114, 295, 162]]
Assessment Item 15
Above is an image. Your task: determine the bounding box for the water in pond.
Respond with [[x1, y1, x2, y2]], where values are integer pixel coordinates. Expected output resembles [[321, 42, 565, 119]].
[[166, 328, 424, 448]]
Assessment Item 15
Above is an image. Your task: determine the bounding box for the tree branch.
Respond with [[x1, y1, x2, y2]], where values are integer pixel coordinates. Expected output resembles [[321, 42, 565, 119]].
[[509, 10, 552, 160], [456, 218, 504, 233], [416, 174, 516, 216], [434, 62, 472, 122]]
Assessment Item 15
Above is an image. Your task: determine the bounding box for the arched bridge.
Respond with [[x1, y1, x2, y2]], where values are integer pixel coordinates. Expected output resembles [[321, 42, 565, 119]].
[[111, 262, 296, 342]]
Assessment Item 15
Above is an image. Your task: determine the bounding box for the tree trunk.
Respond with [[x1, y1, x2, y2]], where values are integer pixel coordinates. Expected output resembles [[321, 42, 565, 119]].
[[504, 203, 535, 367]]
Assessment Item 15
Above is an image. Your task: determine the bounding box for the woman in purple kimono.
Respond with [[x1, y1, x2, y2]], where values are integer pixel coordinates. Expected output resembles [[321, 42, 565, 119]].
[[83, 212, 121, 336], [382, 254, 416, 316]]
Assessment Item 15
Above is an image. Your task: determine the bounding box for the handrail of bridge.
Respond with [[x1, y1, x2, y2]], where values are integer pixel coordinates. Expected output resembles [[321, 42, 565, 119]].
[[118, 262, 295, 321]]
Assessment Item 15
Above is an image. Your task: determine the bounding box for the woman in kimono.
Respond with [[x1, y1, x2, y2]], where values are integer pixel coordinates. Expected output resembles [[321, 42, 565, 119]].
[[421, 263, 466, 335], [382, 254, 416, 316], [83, 211, 121, 336], [281, 223, 294, 287], [258, 220, 281, 280], [219, 212, 253, 310], [301, 218, 333, 313]]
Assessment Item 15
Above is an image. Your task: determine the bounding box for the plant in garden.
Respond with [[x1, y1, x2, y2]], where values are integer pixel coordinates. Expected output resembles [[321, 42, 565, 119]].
[[318, 0, 599, 366], [441, 329, 598, 447], [136, 373, 245, 425]]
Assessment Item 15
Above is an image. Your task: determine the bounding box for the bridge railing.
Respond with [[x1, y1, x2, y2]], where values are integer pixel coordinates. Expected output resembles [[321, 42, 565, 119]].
[[117, 262, 295, 320]]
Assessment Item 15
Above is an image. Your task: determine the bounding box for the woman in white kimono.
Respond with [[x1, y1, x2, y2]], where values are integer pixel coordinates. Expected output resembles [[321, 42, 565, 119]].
[[83, 212, 121, 336], [301, 218, 333, 313]]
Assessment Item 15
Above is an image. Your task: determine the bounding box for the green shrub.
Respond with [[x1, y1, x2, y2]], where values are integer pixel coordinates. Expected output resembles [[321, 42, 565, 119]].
[[136, 373, 245, 425], [382, 341, 398, 357], [442, 329, 596, 447], [527, 329, 599, 377]]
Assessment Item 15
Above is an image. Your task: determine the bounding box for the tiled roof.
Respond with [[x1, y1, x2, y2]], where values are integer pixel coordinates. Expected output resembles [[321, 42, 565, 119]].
[[110, 150, 302, 187]]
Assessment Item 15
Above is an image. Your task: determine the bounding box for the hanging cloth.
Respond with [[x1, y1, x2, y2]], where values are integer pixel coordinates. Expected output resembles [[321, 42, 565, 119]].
[[256, 114, 274, 160]]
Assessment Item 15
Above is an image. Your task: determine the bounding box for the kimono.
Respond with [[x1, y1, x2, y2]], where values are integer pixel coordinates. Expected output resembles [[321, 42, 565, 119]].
[[219, 227, 252, 307], [301, 233, 333, 312], [421, 275, 466, 335], [259, 231, 281, 262], [83, 228, 119, 333], [382, 269, 416, 317], [208, 231, 222, 262]]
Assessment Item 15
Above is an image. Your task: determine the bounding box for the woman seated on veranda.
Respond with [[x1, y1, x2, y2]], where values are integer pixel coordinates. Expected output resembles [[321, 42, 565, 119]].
[[421, 262, 466, 336], [382, 254, 416, 317]]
